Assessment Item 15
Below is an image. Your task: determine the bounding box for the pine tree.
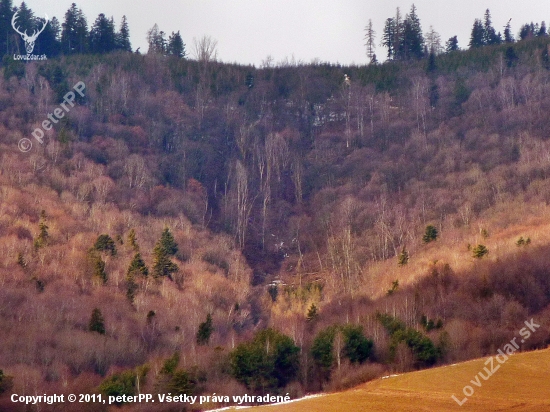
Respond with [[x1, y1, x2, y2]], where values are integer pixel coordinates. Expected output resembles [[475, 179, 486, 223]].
[[93, 254, 107, 283], [127, 228, 138, 251], [152, 228, 178, 279], [116, 15, 131, 52], [127, 252, 148, 277], [469, 19, 485, 48], [94, 234, 117, 256], [445, 35, 459, 52], [89, 13, 116, 54], [423, 225, 438, 243], [167, 31, 185, 58], [504, 19, 514, 43], [472, 244, 489, 258], [306, 303, 318, 322], [400, 4, 424, 60], [196, 313, 213, 345], [34, 210, 49, 249], [61, 3, 88, 54], [0, 0, 14, 56], [483, 9, 501, 45], [89, 308, 106, 334]]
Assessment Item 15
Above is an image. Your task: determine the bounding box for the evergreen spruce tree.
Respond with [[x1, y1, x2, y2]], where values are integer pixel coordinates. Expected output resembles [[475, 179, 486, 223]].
[[306, 303, 318, 322], [61, 3, 88, 54], [398, 247, 409, 266], [0, 0, 14, 56], [34, 210, 49, 249], [127, 228, 139, 251], [196, 313, 213, 345], [127, 252, 148, 277], [89, 13, 116, 54], [93, 254, 108, 283], [94, 234, 117, 256], [504, 19, 514, 43], [483, 9, 501, 45], [89, 308, 106, 334], [152, 228, 178, 279], [167, 31, 185, 58], [116, 15, 131, 52], [423, 225, 438, 243], [472, 244, 489, 258], [469, 19, 485, 48], [400, 4, 424, 60], [445, 35, 459, 52]]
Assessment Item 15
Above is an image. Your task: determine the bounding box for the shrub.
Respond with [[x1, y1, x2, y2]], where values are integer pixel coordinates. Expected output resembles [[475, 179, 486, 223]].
[[196, 313, 214, 346], [423, 225, 438, 243], [230, 328, 300, 392], [89, 308, 106, 335], [472, 244, 489, 258]]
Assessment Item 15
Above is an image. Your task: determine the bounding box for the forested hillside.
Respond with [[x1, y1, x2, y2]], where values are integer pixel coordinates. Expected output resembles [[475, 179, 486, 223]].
[[1, 16, 550, 410]]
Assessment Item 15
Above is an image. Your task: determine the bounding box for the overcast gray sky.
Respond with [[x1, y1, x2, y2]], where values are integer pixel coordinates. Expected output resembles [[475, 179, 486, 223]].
[[35, 1, 547, 65]]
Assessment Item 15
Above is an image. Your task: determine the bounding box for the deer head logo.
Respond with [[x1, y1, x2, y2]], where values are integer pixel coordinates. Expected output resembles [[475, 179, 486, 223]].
[[11, 11, 48, 55]]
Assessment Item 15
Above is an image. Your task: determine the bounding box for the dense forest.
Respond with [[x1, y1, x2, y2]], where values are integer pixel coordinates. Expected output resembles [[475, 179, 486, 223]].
[[0, 2, 550, 411]]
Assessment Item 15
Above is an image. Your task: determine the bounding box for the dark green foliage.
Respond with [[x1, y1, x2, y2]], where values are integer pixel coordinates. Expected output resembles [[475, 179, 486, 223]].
[[61, 3, 88, 54], [166, 369, 195, 395], [469, 19, 485, 48], [387, 279, 399, 295], [420, 315, 443, 332], [341, 325, 374, 364], [34, 210, 49, 249], [398, 247, 409, 266], [377, 313, 439, 366], [89, 308, 106, 335], [311, 326, 336, 372], [505, 46, 518, 67], [127, 252, 148, 277], [167, 31, 185, 58], [89, 252, 107, 283], [196, 313, 213, 346], [472, 244, 489, 258], [98, 367, 148, 404], [426, 52, 436, 73], [306, 303, 318, 322], [230, 328, 300, 392], [126, 252, 146, 302], [116, 15, 131, 52], [423, 225, 438, 243], [504, 20, 514, 43], [127, 228, 138, 251], [445, 35, 459, 52], [0, 0, 15, 57], [516, 236, 531, 246], [94, 234, 117, 256], [158, 354, 199, 396], [152, 228, 179, 278], [160, 352, 180, 375], [158, 228, 178, 255], [89, 13, 116, 54]]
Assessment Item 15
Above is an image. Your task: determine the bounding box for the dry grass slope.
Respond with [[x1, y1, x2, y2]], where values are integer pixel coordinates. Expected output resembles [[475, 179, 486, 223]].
[[248, 348, 550, 412]]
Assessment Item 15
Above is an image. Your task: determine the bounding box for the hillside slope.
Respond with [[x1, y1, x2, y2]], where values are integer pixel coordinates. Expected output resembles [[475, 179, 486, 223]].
[[249, 348, 550, 412]]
